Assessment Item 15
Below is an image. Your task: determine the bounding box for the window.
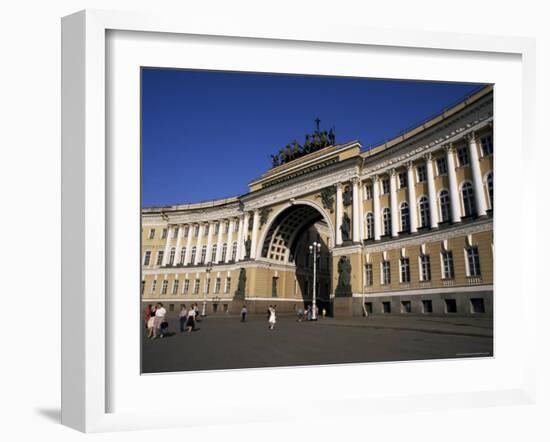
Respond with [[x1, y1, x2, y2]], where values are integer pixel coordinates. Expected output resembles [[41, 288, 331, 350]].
[[204, 224, 209, 236], [150, 279, 157, 294], [461, 182, 475, 217], [445, 299, 457, 313], [172, 279, 179, 295], [234, 219, 239, 232], [180, 247, 186, 264], [382, 260, 391, 285], [422, 300, 433, 313], [156, 250, 164, 266], [436, 157, 447, 175], [225, 277, 231, 293], [486, 172, 493, 209], [466, 246, 481, 277], [398, 172, 407, 189], [365, 263, 373, 287], [400, 202, 410, 232], [400, 257, 410, 283], [183, 279, 190, 294], [200, 245, 207, 264], [382, 301, 391, 314], [441, 250, 455, 279], [215, 222, 220, 234], [419, 196, 430, 228], [173, 227, 179, 238], [366, 213, 374, 239], [184, 225, 189, 237], [401, 301, 411, 313], [470, 298, 485, 314], [231, 241, 238, 261], [457, 147, 469, 166], [141, 280, 145, 295], [439, 190, 451, 222], [169, 304, 175, 312], [161, 228, 168, 239], [211, 245, 217, 262], [143, 250, 151, 266], [382, 208, 391, 236], [364, 302, 373, 314], [190, 246, 196, 264], [193, 279, 200, 294], [364, 184, 373, 200], [148, 229, 155, 240], [205, 277, 211, 294], [214, 277, 221, 294], [168, 248, 175, 265], [161, 279, 168, 295], [417, 165, 427, 182], [382, 178, 390, 194], [420, 255, 431, 281], [194, 225, 199, 237], [221, 243, 228, 262], [480, 135, 493, 156], [224, 221, 229, 234]]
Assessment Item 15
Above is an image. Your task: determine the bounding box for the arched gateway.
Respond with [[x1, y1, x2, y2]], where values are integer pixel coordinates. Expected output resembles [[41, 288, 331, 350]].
[[141, 86, 494, 318]]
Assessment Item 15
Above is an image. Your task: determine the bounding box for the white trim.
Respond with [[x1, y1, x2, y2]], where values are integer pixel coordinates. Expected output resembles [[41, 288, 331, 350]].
[[356, 284, 493, 298]]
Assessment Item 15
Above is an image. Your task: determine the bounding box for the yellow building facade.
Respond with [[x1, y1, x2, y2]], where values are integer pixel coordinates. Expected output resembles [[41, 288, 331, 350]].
[[141, 86, 494, 317]]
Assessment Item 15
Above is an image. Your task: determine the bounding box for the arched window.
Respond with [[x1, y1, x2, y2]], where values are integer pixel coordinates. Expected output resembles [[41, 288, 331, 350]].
[[190, 246, 197, 264], [439, 190, 451, 223], [486, 172, 493, 209], [221, 243, 228, 261], [462, 182, 475, 217], [200, 245, 207, 264], [211, 244, 218, 262], [400, 202, 410, 232], [419, 196, 430, 228], [180, 247, 186, 264], [382, 208, 392, 236], [231, 241, 238, 261], [366, 212, 374, 239], [169, 247, 176, 265]]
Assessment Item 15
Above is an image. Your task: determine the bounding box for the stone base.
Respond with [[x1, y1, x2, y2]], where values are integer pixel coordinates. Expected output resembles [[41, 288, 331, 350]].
[[333, 297, 353, 317]]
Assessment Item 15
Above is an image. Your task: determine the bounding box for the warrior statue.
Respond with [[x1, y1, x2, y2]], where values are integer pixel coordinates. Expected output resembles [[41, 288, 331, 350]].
[[335, 256, 352, 297], [340, 212, 351, 242], [234, 268, 246, 300], [270, 154, 280, 168], [303, 135, 311, 153], [328, 128, 336, 145]]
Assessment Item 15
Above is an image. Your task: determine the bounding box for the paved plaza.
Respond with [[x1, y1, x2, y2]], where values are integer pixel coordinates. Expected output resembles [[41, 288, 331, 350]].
[[142, 314, 493, 373]]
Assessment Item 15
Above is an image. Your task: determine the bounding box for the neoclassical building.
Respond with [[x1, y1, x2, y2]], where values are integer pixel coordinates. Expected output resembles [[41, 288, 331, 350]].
[[141, 86, 493, 317]]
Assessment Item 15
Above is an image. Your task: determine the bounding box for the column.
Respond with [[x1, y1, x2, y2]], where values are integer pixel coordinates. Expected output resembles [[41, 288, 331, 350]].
[[236, 215, 244, 262], [215, 220, 224, 263], [241, 212, 250, 259], [205, 221, 214, 264], [351, 177, 361, 242], [389, 170, 398, 237], [174, 224, 183, 265], [466, 132, 488, 217], [161, 226, 173, 266], [358, 182, 365, 241], [184, 224, 193, 265], [250, 210, 260, 259], [445, 144, 462, 223], [194, 224, 204, 265], [406, 162, 418, 233], [372, 175, 381, 241], [335, 183, 343, 246], [225, 218, 234, 263], [425, 153, 439, 228]]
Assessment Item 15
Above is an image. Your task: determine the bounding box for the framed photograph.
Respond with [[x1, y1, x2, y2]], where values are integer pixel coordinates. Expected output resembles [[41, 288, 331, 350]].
[[62, 9, 537, 433]]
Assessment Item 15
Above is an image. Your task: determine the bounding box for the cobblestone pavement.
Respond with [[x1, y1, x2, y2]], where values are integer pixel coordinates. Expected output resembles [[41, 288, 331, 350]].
[[142, 314, 493, 374]]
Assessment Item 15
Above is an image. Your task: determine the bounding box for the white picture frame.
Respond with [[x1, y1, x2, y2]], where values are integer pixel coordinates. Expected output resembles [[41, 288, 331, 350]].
[[61, 9, 537, 433]]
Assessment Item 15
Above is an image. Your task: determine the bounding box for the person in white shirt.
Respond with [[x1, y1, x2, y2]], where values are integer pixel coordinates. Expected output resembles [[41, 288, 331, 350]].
[[186, 304, 196, 332], [152, 303, 167, 339]]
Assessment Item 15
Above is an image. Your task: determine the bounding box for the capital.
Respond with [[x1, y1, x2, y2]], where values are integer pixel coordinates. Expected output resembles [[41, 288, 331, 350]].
[[444, 143, 455, 153], [335, 182, 343, 190], [389, 168, 396, 176], [464, 131, 476, 142], [371, 174, 379, 183], [406, 161, 414, 170], [350, 176, 360, 185], [423, 152, 433, 162]]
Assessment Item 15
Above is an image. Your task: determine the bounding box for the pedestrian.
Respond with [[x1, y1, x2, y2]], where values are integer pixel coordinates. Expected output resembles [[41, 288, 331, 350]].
[[144, 304, 152, 329], [314, 305, 319, 320], [322, 307, 327, 319], [194, 304, 200, 322], [268, 305, 277, 330], [241, 305, 248, 322], [186, 305, 196, 332], [307, 305, 312, 321], [152, 302, 167, 339], [297, 307, 303, 322], [179, 304, 188, 332], [267, 305, 271, 320]]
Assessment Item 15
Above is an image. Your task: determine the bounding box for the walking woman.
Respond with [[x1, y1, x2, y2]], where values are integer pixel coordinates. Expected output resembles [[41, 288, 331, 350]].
[[186, 304, 196, 332], [179, 304, 188, 333], [268, 305, 277, 330]]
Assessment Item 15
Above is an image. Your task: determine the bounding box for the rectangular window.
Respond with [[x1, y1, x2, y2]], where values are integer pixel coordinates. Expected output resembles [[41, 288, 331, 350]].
[[224, 222, 229, 234], [470, 298, 485, 314], [382, 178, 390, 194], [183, 279, 190, 294], [193, 279, 200, 294], [231, 242, 237, 261], [382, 261, 391, 285], [422, 300, 433, 313], [221, 244, 227, 262], [234, 220, 239, 232], [442, 251, 455, 279], [457, 147, 469, 166], [169, 304, 175, 312], [211, 245, 217, 263], [466, 246, 481, 277], [150, 279, 157, 294], [400, 257, 410, 283], [148, 228, 155, 240], [382, 301, 391, 314], [225, 277, 231, 293], [194, 225, 199, 237], [173, 227, 179, 238], [172, 279, 179, 295], [445, 299, 457, 313], [141, 280, 145, 295], [168, 248, 175, 265], [204, 224, 209, 236], [364, 184, 373, 200], [143, 250, 151, 266], [215, 222, 220, 234], [184, 225, 189, 237], [205, 277, 211, 294], [436, 157, 447, 175], [214, 277, 221, 294], [156, 250, 164, 266], [364, 302, 373, 314], [161, 228, 168, 239], [401, 300, 411, 313], [420, 255, 431, 281], [200, 246, 207, 264], [161, 279, 168, 295], [417, 165, 427, 182], [365, 264, 373, 287], [480, 135, 493, 156], [398, 172, 407, 189]]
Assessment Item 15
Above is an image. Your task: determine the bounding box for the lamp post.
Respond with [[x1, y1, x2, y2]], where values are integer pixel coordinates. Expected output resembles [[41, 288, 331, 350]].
[[202, 264, 212, 317], [308, 241, 321, 320]]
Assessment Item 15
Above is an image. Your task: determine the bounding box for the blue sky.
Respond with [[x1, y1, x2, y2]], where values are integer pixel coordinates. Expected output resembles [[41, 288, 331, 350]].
[[141, 68, 486, 208]]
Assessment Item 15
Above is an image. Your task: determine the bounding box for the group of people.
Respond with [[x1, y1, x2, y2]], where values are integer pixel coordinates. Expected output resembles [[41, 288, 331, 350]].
[[178, 304, 199, 333], [145, 303, 168, 339], [296, 305, 327, 322]]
